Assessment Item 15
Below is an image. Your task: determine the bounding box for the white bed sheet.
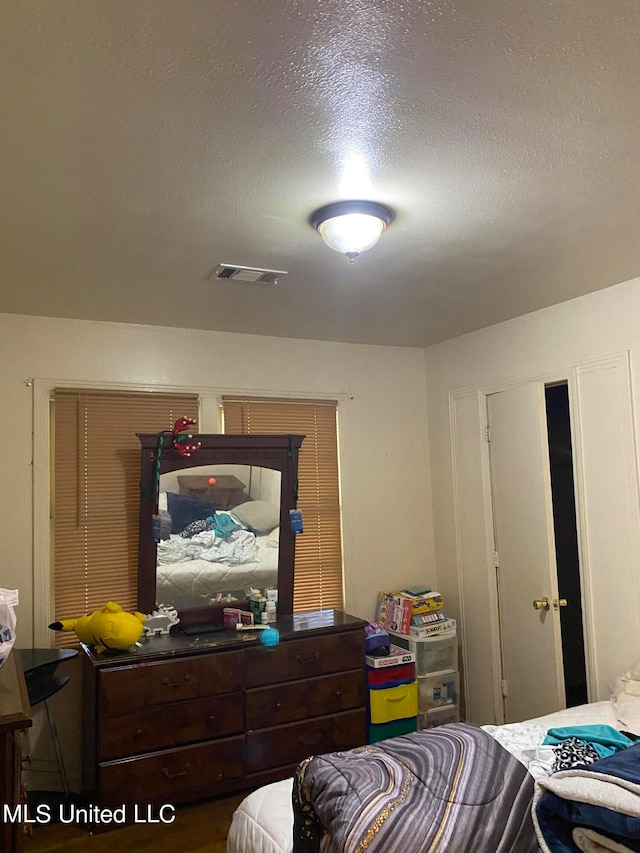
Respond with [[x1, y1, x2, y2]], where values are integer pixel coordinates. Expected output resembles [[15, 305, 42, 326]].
[[481, 700, 622, 780], [226, 699, 639, 853]]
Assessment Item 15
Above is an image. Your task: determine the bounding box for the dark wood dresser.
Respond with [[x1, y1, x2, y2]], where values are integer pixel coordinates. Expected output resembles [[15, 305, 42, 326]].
[[81, 609, 366, 825], [0, 649, 32, 853]]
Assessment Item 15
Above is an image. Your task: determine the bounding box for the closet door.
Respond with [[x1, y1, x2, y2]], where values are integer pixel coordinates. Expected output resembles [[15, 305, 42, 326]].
[[572, 354, 640, 699], [487, 382, 564, 723]]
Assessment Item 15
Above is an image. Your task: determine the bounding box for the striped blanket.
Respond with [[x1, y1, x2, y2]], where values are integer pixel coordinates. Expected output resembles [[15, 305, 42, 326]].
[[292, 723, 537, 852]]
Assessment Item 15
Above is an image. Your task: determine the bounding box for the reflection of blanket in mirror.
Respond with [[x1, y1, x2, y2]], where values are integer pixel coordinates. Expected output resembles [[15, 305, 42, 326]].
[[157, 529, 259, 566], [156, 532, 279, 599], [157, 558, 278, 599]]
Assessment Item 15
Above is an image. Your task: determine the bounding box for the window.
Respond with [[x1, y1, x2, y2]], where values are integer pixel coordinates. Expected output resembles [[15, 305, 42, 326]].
[[221, 396, 343, 611], [52, 389, 199, 647]]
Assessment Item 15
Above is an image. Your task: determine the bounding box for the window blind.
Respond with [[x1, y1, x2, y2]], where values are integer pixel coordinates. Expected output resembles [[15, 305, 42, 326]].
[[221, 396, 343, 612], [52, 389, 199, 648]]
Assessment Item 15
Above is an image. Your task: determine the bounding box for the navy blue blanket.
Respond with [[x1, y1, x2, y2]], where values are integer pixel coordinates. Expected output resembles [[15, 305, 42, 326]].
[[534, 742, 640, 852]]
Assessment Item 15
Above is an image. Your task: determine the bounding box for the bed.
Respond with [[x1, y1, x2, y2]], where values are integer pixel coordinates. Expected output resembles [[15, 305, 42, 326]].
[[227, 679, 640, 853]]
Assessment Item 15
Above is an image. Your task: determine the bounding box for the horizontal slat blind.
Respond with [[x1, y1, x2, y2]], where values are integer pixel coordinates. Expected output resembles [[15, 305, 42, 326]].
[[222, 396, 343, 612], [52, 389, 199, 648]]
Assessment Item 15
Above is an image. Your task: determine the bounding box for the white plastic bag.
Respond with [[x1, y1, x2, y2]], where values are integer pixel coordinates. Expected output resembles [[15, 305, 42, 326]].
[[0, 588, 18, 667]]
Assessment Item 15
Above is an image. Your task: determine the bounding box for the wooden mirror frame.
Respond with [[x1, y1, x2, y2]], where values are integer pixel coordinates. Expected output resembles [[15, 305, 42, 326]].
[[137, 433, 304, 626]]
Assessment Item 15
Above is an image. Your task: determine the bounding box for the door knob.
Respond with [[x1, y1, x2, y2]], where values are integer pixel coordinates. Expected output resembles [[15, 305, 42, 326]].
[[532, 597, 550, 611], [553, 598, 568, 610]]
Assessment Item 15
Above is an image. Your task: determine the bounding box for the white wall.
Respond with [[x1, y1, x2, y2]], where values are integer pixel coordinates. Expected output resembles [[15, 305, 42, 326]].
[[425, 275, 640, 723], [1, 311, 434, 793], [0, 311, 434, 645]]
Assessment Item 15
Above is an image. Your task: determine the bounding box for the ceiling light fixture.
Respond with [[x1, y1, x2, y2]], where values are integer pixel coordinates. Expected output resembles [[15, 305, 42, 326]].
[[310, 200, 394, 264]]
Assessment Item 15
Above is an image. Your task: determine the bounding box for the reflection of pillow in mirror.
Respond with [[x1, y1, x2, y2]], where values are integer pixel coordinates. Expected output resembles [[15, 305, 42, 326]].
[[166, 492, 218, 534], [266, 527, 280, 548], [231, 500, 280, 534]]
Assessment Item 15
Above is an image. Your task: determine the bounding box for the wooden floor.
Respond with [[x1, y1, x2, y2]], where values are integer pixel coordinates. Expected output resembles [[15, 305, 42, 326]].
[[23, 792, 246, 853]]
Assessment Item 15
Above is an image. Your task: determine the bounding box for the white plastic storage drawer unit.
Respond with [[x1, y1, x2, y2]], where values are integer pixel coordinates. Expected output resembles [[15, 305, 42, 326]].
[[418, 704, 460, 730], [418, 671, 459, 711], [389, 632, 458, 677]]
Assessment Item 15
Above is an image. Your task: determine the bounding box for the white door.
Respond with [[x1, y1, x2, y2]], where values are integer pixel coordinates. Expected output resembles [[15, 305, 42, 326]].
[[487, 383, 565, 722]]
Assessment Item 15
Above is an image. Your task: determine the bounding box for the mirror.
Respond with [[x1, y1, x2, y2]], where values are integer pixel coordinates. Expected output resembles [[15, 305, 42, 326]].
[[137, 433, 304, 625], [156, 464, 281, 609]]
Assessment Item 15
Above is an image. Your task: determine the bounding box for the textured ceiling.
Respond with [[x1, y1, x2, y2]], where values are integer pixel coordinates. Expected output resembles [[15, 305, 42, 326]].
[[2, 0, 640, 347]]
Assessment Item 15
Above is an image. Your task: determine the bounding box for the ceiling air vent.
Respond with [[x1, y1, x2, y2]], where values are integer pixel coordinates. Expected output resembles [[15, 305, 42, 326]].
[[215, 264, 287, 285]]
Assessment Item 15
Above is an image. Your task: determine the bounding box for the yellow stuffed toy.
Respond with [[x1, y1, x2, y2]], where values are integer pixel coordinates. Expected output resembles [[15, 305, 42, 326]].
[[49, 601, 146, 653]]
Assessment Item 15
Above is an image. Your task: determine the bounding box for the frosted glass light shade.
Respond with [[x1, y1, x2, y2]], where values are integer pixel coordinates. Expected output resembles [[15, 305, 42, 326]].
[[318, 213, 385, 256], [311, 201, 393, 261]]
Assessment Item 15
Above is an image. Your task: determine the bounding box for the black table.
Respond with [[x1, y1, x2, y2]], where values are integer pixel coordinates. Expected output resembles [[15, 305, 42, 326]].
[[19, 648, 78, 796]]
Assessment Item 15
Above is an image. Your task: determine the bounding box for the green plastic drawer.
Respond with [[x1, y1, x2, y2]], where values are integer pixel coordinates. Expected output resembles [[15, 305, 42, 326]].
[[368, 716, 417, 744]]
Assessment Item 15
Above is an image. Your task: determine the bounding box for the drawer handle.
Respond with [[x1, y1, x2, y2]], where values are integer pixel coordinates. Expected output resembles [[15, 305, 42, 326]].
[[334, 690, 342, 698], [298, 732, 322, 747], [162, 762, 191, 779], [161, 674, 192, 688], [296, 653, 320, 666]]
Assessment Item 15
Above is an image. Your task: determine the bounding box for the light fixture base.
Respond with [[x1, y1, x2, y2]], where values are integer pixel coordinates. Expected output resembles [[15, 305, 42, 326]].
[[310, 200, 394, 232]]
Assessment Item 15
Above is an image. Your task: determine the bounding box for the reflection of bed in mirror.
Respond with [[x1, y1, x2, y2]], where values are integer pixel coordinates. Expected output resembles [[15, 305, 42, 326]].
[[155, 464, 282, 609]]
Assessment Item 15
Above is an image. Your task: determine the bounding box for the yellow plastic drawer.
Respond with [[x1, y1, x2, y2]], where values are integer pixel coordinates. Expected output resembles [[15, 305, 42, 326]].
[[369, 681, 418, 724]]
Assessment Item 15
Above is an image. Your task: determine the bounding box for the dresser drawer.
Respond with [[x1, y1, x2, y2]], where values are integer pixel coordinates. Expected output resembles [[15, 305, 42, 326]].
[[245, 630, 364, 687], [246, 708, 366, 773], [98, 650, 245, 716], [245, 669, 365, 729], [99, 735, 244, 805], [98, 691, 244, 760]]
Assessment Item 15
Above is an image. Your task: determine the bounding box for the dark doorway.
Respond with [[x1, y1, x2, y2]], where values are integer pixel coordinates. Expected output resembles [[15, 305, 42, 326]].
[[545, 383, 588, 707]]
